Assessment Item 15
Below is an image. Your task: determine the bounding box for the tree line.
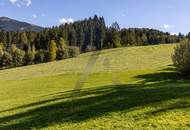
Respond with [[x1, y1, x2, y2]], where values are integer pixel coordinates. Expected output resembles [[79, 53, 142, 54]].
[[0, 15, 185, 69]]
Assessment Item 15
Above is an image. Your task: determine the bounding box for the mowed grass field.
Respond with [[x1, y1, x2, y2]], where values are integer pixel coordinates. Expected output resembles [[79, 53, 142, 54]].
[[1, 44, 190, 130]]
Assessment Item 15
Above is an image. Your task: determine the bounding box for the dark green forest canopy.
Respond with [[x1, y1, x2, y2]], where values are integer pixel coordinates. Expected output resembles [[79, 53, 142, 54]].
[[0, 15, 184, 52]]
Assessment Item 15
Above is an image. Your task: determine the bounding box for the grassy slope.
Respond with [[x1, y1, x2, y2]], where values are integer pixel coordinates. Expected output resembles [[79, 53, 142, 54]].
[[0, 44, 190, 130]]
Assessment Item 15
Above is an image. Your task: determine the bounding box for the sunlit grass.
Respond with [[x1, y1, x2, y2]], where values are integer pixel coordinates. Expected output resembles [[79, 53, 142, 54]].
[[1, 44, 190, 130]]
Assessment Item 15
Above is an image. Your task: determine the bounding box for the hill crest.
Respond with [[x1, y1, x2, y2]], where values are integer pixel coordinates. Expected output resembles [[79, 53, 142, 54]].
[[0, 16, 43, 32]]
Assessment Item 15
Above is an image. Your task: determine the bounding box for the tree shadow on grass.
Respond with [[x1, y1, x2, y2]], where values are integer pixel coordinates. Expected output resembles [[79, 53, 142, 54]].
[[1, 69, 190, 130], [135, 65, 188, 84]]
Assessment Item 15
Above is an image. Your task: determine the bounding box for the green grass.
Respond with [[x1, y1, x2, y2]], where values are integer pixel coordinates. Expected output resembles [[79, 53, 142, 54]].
[[0, 44, 190, 130]]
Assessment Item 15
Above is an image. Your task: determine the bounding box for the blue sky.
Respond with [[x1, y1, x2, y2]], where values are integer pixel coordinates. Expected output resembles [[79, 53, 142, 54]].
[[0, 0, 190, 34]]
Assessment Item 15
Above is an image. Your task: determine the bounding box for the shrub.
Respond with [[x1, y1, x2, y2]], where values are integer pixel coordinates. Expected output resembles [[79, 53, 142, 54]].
[[172, 40, 190, 76], [12, 49, 25, 67], [68, 46, 80, 58], [0, 51, 12, 67], [44, 51, 52, 62], [56, 49, 69, 60], [35, 50, 45, 63], [24, 51, 35, 65]]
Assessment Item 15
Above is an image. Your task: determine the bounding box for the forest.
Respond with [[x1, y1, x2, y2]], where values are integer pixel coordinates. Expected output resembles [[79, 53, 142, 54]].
[[0, 15, 186, 69]]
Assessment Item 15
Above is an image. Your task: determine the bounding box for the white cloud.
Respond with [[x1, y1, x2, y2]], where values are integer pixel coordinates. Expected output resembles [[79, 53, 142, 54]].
[[9, 0, 32, 7], [58, 18, 74, 25], [164, 24, 172, 29], [25, 0, 31, 7], [67, 18, 74, 23], [9, 0, 18, 4], [171, 33, 178, 36], [59, 18, 67, 24], [32, 14, 37, 19]]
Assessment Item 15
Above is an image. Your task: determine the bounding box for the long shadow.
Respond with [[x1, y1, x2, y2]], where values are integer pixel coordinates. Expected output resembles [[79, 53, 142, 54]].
[[1, 70, 190, 130], [135, 68, 187, 84]]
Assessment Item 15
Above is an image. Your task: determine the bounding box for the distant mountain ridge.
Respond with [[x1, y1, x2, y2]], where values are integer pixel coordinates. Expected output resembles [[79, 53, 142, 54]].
[[0, 17, 43, 32]]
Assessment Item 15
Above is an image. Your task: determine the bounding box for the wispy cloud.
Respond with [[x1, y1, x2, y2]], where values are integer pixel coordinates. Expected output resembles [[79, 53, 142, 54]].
[[9, 0, 32, 7], [32, 14, 37, 19], [58, 18, 74, 25]]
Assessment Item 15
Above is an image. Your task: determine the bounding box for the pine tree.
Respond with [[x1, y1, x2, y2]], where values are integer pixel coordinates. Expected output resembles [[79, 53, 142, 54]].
[[89, 26, 93, 48], [127, 31, 136, 45], [6, 32, 12, 44], [77, 27, 85, 49], [99, 22, 106, 49], [0, 31, 7, 45], [19, 32, 28, 51], [112, 32, 121, 48], [69, 28, 77, 46], [141, 34, 148, 45], [111, 22, 120, 32]]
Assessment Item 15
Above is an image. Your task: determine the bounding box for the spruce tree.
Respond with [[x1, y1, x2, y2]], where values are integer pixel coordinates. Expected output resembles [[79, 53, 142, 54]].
[[19, 32, 28, 51]]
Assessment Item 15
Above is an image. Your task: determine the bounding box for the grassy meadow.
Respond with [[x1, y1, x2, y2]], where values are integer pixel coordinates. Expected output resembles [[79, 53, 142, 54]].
[[1, 43, 190, 130]]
